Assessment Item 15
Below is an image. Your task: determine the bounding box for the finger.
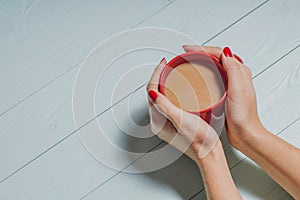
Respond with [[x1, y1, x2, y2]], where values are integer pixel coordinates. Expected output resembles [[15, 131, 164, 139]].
[[240, 65, 253, 84], [149, 103, 169, 135], [147, 58, 167, 92], [149, 90, 208, 138], [147, 58, 167, 105], [149, 96, 188, 150], [233, 54, 244, 64], [221, 49, 249, 93], [182, 45, 223, 59], [240, 65, 256, 94], [149, 90, 183, 129]]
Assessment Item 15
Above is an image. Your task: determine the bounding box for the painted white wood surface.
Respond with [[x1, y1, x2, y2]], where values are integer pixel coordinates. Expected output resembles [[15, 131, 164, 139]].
[[0, 0, 264, 189], [0, 0, 300, 199], [0, 0, 267, 117], [0, 0, 172, 115], [0, 0, 265, 183]]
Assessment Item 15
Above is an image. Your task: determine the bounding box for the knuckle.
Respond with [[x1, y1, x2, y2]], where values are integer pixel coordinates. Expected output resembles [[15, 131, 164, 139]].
[[227, 65, 240, 72], [243, 66, 252, 77], [243, 65, 251, 73], [146, 83, 156, 91], [226, 60, 241, 70], [214, 46, 222, 51]]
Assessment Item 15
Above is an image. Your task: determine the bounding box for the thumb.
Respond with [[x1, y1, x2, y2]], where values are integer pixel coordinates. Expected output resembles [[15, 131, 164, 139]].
[[148, 89, 211, 140], [148, 90, 183, 129], [221, 47, 245, 90]]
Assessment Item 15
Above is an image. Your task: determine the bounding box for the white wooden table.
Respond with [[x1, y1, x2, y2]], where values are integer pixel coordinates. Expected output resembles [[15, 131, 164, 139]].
[[0, 0, 299, 199]]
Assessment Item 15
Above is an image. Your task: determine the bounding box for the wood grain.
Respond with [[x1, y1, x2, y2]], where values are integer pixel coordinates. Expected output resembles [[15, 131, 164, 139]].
[[0, 0, 172, 115], [1, 0, 300, 199], [0, 0, 265, 188]]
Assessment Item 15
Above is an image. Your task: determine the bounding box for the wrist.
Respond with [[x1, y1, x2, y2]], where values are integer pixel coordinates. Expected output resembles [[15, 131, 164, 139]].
[[194, 140, 225, 168], [233, 121, 267, 151], [194, 139, 242, 200]]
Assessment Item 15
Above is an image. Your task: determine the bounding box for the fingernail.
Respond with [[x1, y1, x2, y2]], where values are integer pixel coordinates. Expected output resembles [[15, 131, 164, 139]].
[[233, 54, 243, 64], [223, 47, 233, 57], [182, 45, 190, 48], [160, 57, 166, 63], [148, 90, 158, 101]]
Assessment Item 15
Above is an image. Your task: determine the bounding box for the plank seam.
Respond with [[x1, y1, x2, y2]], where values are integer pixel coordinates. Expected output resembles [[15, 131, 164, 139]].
[[0, 61, 81, 118], [253, 44, 300, 79], [0, 83, 146, 184], [80, 141, 164, 199], [0, 0, 176, 118], [201, 0, 270, 45], [130, 0, 176, 29], [189, 187, 205, 200]]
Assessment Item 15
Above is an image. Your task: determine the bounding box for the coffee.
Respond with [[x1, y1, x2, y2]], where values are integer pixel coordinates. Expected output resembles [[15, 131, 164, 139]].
[[164, 62, 225, 112]]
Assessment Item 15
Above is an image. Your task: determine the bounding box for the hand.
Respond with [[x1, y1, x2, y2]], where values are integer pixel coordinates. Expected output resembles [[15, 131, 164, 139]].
[[182, 45, 261, 149], [147, 58, 221, 161]]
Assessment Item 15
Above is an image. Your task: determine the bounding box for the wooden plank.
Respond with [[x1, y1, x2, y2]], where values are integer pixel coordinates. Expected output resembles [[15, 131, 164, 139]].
[[84, 145, 201, 200], [0, 0, 171, 115], [141, 0, 265, 44], [142, 0, 300, 77], [0, 0, 84, 52], [0, 69, 78, 181], [0, 130, 117, 200], [205, 0, 300, 76]]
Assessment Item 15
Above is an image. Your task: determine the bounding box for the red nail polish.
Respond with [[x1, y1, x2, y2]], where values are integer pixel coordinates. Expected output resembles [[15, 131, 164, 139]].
[[234, 54, 243, 64], [148, 90, 158, 101], [160, 57, 166, 63], [223, 47, 233, 57]]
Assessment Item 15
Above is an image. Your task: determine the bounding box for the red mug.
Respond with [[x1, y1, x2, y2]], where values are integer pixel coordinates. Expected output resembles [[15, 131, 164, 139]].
[[159, 52, 228, 126]]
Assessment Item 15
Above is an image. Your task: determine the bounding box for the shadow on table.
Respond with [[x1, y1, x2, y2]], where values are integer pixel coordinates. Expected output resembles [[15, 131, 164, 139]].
[[122, 107, 289, 199]]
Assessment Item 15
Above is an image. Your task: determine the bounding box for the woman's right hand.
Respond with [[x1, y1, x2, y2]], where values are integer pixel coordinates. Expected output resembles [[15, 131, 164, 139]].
[[184, 46, 300, 199], [183, 45, 262, 149], [147, 58, 222, 161]]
